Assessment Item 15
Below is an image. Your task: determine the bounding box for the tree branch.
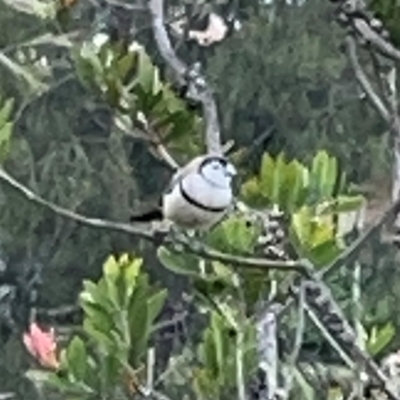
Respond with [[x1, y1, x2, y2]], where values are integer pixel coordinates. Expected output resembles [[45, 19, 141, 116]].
[[148, 0, 222, 154], [256, 304, 281, 400], [134, 112, 180, 170], [333, 0, 400, 63], [353, 18, 400, 63], [345, 35, 390, 122], [0, 167, 308, 273], [319, 195, 400, 278]]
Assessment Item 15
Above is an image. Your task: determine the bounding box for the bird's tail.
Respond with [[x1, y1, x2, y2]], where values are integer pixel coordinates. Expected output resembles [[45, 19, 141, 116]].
[[130, 209, 163, 223]]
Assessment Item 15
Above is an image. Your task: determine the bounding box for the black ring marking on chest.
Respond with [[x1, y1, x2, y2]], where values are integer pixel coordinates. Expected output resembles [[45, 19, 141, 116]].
[[179, 180, 227, 213]]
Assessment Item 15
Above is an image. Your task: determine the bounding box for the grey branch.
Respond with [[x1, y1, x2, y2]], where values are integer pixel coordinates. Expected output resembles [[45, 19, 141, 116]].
[[0, 394, 14, 400], [345, 35, 390, 122], [148, 0, 222, 154], [0, 167, 308, 273], [353, 18, 400, 63], [333, 0, 400, 62], [256, 305, 280, 400]]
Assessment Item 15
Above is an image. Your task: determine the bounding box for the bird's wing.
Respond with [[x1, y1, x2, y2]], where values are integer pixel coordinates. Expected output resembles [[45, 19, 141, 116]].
[[165, 156, 205, 193]]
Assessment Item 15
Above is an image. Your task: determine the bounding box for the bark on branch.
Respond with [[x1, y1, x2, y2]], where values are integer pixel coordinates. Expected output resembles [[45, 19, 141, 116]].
[[0, 167, 306, 273], [148, 0, 222, 154]]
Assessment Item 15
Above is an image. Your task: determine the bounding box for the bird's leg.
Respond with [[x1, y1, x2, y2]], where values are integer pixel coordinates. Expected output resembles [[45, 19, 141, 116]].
[[168, 225, 191, 244], [150, 220, 173, 245]]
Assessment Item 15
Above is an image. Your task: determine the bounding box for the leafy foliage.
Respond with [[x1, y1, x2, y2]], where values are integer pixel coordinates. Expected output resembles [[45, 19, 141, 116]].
[[1, 0, 400, 399], [0, 97, 14, 162], [241, 150, 364, 265], [74, 38, 203, 157], [26, 254, 167, 399]]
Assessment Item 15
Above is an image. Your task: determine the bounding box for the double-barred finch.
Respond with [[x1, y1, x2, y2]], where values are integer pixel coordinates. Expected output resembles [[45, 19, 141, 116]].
[[130, 155, 237, 230]]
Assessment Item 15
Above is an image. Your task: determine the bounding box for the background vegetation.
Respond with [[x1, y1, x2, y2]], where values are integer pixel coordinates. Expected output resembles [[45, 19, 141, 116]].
[[1, 0, 400, 399]]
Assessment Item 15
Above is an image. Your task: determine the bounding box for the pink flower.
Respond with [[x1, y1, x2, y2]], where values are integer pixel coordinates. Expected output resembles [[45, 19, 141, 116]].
[[23, 322, 59, 370]]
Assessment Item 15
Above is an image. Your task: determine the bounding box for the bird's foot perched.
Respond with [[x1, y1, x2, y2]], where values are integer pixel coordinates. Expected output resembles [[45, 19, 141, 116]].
[[149, 220, 173, 245], [168, 225, 194, 244]]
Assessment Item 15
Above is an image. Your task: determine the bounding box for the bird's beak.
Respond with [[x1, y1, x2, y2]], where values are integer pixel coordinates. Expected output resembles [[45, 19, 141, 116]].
[[226, 163, 237, 177]]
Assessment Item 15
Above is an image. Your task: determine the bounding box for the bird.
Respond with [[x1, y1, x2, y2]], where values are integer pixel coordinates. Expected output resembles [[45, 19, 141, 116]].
[[130, 154, 237, 230]]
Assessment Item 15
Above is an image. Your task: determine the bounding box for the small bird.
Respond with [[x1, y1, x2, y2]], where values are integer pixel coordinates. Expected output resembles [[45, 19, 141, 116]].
[[130, 155, 237, 230]]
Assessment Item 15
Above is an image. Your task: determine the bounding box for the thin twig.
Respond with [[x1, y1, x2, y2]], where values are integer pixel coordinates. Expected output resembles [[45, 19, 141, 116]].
[[0, 394, 14, 400], [0, 167, 308, 273], [345, 35, 390, 122], [138, 112, 180, 170], [305, 303, 355, 370], [256, 304, 280, 400], [288, 284, 306, 365], [282, 284, 306, 398], [236, 327, 247, 400], [36, 304, 80, 319]]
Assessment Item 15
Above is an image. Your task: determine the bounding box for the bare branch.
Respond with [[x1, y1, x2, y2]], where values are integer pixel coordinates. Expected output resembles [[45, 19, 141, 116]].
[[333, 0, 400, 62], [236, 326, 247, 400], [305, 303, 355, 369], [276, 196, 400, 336], [353, 18, 400, 63], [256, 304, 280, 400], [37, 304, 80, 319], [307, 274, 400, 399], [148, 0, 222, 154], [138, 112, 180, 170], [0, 167, 308, 273], [0, 168, 154, 240], [345, 35, 390, 122], [0, 393, 14, 400]]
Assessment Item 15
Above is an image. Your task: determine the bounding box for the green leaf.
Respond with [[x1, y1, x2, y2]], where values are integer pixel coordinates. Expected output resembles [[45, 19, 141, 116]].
[[136, 48, 158, 94], [0, 98, 14, 129], [240, 177, 266, 207], [128, 274, 150, 366], [121, 255, 142, 304], [103, 255, 121, 307], [147, 289, 168, 330], [310, 150, 338, 199], [82, 320, 115, 350], [280, 159, 304, 212], [99, 353, 121, 389], [272, 153, 286, 205], [80, 280, 114, 313], [367, 323, 395, 356], [307, 239, 341, 267], [193, 368, 219, 399], [193, 276, 232, 300], [103, 255, 120, 281], [207, 215, 261, 255], [318, 195, 365, 215], [0, 122, 12, 162], [0, 98, 14, 163], [117, 52, 135, 83], [80, 302, 114, 334], [290, 206, 341, 266], [259, 153, 275, 200], [199, 328, 219, 378], [66, 336, 87, 381], [291, 207, 313, 248], [157, 246, 201, 276]]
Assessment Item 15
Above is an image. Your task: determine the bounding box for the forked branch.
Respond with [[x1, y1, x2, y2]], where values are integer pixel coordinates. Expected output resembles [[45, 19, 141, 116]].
[[148, 0, 222, 154]]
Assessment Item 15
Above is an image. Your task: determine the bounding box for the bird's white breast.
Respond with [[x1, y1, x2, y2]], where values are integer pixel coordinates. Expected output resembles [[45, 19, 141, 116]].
[[162, 173, 232, 229]]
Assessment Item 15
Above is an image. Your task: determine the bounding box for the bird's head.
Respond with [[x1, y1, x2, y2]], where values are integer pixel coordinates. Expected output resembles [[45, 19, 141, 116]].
[[199, 156, 237, 189]]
